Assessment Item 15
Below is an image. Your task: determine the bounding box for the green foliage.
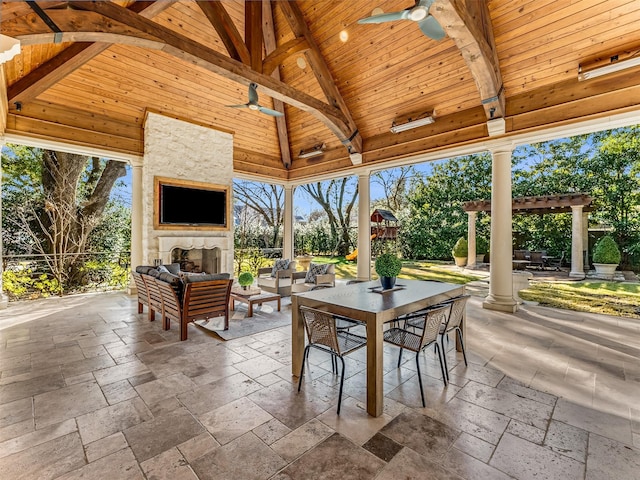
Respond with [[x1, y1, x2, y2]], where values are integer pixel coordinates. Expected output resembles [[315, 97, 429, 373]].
[[2, 268, 61, 300], [452, 237, 468, 257], [234, 248, 266, 277], [476, 237, 489, 254], [592, 235, 621, 264], [375, 252, 402, 277], [77, 260, 130, 289], [238, 271, 254, 287]]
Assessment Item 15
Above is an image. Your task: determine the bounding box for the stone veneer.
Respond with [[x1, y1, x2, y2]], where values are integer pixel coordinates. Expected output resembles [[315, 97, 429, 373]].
[[142, 112, 233, 273]]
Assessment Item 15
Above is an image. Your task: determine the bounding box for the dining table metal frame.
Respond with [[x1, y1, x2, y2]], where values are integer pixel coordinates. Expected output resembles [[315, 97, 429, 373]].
[[291, 279, 465, 417]]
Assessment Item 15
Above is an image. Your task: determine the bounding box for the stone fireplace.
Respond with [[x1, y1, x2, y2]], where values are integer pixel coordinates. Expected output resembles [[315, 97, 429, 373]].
[[157, 236, 231, 274], [142, 113, 234, 274]]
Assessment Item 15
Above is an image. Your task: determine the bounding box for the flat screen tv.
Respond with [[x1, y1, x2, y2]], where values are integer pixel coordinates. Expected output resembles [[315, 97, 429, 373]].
[[154, 177, 230, 230]]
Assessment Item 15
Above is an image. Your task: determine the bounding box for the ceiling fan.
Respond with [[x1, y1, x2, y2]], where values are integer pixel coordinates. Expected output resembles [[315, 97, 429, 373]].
[[226, 83, 284, 117], [357, 0, 446, 41]]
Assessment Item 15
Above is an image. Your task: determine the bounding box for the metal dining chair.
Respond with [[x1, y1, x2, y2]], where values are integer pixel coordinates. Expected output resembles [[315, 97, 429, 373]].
[[437, 295, 470, 381], [297, 306, 367, 414], [383, 304, 450, 407]]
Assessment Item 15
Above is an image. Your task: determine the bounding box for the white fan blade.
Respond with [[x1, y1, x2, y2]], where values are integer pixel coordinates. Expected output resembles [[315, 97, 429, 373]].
[[357, 10, 409, 24], [418, 15, 446, 40], [258, 106, 284, 117]]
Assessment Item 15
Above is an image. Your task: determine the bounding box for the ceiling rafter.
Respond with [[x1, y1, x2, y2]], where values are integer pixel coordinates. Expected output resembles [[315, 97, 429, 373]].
[[276, 0, 362, 154], [6, 1, 356, 147], [245, 0, 263, 73], [195, 0, 250, 65], [262, 0, 291, 169], [432, 0, 505, 121], [262, 38, 309, 76], [7, 1, 172, 107]]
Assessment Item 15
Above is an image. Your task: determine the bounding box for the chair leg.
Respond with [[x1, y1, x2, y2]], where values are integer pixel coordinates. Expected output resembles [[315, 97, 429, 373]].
[[414, 352, 426, 407], [434, 343, 447, 387], [456, 328, 468, 366], [440, 334, 449, 382], [397, 348, 403, 368], [298, 345, 311, 392], [337, 356, 346, 415]]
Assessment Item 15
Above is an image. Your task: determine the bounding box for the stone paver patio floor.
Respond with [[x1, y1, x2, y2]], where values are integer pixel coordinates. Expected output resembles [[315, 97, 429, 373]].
[[0, 289, 638, 479]]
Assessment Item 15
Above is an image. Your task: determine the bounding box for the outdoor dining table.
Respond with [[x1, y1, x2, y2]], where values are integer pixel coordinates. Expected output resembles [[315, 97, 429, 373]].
[[291, 279, 465, 417]]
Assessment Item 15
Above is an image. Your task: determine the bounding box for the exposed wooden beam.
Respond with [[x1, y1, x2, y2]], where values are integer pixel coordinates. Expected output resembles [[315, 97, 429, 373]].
[[7, 1, 172, 106], [432, 0, 505, 121], [196, 0, 250, 65], [245, 0, 263, 73], [277, 0, 362, 154], [262, 37, 309, 76], [7, 1, 355, 146], [262, 0, 291, 169]]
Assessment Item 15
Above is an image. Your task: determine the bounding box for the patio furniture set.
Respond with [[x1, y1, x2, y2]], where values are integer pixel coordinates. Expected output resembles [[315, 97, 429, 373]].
[[513, 250, 565, 271]]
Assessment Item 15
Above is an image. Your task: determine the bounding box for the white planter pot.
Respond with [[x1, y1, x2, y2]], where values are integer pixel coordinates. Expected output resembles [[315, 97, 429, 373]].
[[476, 254, 485, 264], [453, 256, 467, 267], [593, 263, 618, 276]]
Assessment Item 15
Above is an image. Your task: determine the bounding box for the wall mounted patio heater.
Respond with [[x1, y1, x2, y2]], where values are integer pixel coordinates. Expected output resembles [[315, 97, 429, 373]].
[[390, 111, 435, 133], [298, 143, 325, 159], [578, 51, 640, 81]]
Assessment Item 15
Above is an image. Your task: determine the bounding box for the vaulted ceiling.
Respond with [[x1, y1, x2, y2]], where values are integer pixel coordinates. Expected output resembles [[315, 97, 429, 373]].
[[2, 0, 640, 182]]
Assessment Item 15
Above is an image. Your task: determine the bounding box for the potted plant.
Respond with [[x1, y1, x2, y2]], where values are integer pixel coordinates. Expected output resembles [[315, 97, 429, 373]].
[[238, 271, 254, 290], [452, 237, 468, 267], [592, 235, 621, 277], [476, 237, 489, 263], [375, 252, 402, 290]]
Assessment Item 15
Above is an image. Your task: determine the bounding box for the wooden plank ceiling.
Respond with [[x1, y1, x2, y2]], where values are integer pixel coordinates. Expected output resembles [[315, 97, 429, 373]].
[[2, 0, 640, 182]]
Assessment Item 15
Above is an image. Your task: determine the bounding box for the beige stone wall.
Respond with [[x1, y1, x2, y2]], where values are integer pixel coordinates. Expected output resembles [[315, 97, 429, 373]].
[[142, 112, 234, 273]]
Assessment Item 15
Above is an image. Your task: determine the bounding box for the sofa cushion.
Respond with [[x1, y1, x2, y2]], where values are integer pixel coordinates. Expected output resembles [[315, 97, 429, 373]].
[[182, 272, 231, 284], [136, 265, 157, 275], [271, 259, 290, 277], [156, 271, 183, 300], [165, 263, 181, 275], [305, 263, 329, 283]]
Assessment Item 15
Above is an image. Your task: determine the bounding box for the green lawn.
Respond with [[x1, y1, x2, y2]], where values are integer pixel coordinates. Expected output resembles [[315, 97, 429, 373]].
[[311, 256, 640, 318], [521, 281, 640, 318]]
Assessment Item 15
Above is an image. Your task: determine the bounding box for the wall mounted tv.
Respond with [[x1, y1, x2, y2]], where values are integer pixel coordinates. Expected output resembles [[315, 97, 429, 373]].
[[154, 177, 230, 231]]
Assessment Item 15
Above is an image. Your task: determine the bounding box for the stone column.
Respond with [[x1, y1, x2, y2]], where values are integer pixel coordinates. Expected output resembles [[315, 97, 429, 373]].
[[467, 211, 477, 268], [483, 144, 517, 313], [357, 173, 371, 281], [0, 138, 9, 308], [283, 185, 294, 261], [570, 205, 585, 278], [128, 161, 143, 293], [582, 211, 589, 272]]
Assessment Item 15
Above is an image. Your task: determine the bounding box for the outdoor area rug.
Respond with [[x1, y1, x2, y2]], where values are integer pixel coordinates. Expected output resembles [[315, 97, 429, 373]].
[[194, 298, 292, 340]]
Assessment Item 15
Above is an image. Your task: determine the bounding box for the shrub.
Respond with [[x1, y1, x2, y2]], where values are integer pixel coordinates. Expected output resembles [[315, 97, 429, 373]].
[[593, 235, 621, 264], [375, 253, 402, 277], [451, 237, 468, 257], [476, 237, 489, 254], [238, 271, 254, 287]]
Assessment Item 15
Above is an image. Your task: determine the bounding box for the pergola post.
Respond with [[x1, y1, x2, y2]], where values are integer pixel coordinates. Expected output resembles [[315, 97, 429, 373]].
[[467, 211, 477, 268], [570, 205, 585, 278], [357, 173, 371, 281], [0, 138, 9, 308], [128, 161, 143, 293], [283, 185, 294, 261], [483, 144, 517, 313]]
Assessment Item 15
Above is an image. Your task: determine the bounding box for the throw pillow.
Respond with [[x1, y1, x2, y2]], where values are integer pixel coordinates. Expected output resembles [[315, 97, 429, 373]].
[[305, 263, 328, 284], [156, 264, 170, 274], [270, 259, 290, 277]]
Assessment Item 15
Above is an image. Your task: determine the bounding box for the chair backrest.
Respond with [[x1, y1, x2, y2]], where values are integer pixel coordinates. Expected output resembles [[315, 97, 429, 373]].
[[442, 294, 470, 331], [155, 278, 181, 322], [142, 274, 163, 312], [299, 306, 340, 353], [529, 251, 544, 262], [182, 279, 232, 322], [419, 304, 451, 349], [132, 271, 149, 304], [514, 249, 529, 260]]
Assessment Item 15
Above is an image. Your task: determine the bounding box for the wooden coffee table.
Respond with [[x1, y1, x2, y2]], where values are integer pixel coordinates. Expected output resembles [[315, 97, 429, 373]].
[[230, 287, 281, 317]]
